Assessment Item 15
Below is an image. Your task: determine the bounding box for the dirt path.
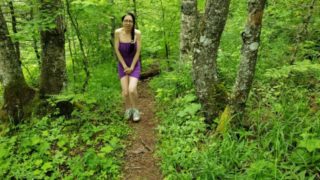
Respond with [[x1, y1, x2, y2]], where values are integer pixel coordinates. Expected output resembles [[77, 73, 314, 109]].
[[123, 79, 162, 180]]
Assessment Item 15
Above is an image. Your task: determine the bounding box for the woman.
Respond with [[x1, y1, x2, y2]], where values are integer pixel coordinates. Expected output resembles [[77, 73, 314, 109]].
[[114, 13, 141, 122]]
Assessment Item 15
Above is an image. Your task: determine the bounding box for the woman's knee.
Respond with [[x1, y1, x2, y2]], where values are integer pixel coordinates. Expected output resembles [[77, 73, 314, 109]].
[[122, 90, 129, 97], [128, 87, 137, 95]]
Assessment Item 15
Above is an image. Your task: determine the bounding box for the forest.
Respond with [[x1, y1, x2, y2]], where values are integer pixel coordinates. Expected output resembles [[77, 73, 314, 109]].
[[0, 0, 319, 179]]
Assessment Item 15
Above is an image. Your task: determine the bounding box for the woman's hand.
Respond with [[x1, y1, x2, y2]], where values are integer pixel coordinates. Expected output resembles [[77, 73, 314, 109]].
[[124, 67, 133, 74]]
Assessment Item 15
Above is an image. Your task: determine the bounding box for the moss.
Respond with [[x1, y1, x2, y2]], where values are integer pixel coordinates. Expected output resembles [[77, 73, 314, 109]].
[[3, 81, 35, 124], [216, 105, 232, 134]]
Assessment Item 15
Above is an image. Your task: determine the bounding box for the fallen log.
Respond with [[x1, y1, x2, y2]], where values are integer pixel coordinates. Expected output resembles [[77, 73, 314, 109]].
[[140, 68, 160, 80]]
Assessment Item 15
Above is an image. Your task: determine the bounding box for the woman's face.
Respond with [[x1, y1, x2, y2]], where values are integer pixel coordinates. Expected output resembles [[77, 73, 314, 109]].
[[122, 15, 134, 31]]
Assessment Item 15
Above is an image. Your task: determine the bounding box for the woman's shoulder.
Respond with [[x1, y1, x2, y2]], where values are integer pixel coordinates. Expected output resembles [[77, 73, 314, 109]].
[[115, 28, 123, 34], [135, 29, 141, 35]]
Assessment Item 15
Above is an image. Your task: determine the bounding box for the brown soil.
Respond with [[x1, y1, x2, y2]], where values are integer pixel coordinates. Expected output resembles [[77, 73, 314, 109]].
[[122, 79, 162, 180]]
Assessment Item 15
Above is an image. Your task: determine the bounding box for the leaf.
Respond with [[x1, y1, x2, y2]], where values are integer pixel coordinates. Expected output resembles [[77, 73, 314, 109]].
[[298, 138, 320, 152], [33, 169, 42, 176], [0, 144, 9, 159], [41, 162, 53, 171], [182, 94, 197, 103], [34, 159, 43, 167], [42, 130, 49, 137], [58, 136, 68, 148], [289, 148, 312, 164], [101, 145, 113, 154], [31, 135, 41, 146], [38, 142, 50, 154], [177, 103, 201, 117]]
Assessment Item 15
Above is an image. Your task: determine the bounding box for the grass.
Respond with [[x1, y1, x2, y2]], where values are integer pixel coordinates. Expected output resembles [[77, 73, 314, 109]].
[[150, 61, 320, 179]]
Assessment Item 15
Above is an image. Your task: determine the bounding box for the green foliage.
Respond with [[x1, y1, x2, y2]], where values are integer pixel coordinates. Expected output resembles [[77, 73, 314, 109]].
[[151, 62, 320, 178], [0, 63, 129, 179], [1, 0, 319, 178]]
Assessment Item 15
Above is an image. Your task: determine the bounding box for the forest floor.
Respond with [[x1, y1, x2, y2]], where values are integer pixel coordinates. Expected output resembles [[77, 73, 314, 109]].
[[123, 79, 162, 180]]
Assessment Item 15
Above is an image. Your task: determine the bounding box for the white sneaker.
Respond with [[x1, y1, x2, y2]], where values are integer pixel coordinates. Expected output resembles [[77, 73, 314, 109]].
[[132, 108, 140, 122], [124, 109, 132, 120]]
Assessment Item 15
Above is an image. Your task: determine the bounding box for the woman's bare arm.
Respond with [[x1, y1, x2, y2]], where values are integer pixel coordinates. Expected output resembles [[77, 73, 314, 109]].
[[130, 30, 141, 70], [114, 29, 128, 70]]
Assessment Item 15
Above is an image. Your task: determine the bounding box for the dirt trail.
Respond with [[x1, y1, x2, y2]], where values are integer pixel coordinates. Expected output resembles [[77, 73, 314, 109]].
[[123, 79, 162, 180]]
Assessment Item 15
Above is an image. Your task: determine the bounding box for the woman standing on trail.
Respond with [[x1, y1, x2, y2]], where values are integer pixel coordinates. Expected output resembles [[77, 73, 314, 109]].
[[114, 12, 141, 122]]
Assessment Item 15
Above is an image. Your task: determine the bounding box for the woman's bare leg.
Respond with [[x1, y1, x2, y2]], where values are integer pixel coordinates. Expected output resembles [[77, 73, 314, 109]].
[[120, 76, 131, 109], [128, 77, 139, 109]]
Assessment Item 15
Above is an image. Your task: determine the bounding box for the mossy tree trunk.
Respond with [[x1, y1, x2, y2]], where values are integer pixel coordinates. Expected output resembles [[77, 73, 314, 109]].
[[180, 0, 198, 62], [0, 6, 35, 123], [39, 0, 67, 95], [192, 0, 231, 123], [217, 0, 267, 133]]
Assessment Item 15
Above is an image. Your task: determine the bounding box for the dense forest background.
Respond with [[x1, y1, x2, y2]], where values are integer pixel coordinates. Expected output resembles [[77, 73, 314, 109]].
[[0, 0, 319, 179]]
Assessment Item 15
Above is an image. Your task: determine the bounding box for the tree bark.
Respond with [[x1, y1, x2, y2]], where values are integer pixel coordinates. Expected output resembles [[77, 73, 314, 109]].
[[39, 0, 67, 95], [216, 0, 267, 133], [180, 0, 198, 62], [8, 1, 20, 61], [0, 6, 35, 123], [192, 0, 230, 123], [231, 0, 266, 116]]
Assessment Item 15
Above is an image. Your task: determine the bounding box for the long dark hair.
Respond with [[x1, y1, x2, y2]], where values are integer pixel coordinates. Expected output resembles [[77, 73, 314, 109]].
[[121, 12, 136, 54]]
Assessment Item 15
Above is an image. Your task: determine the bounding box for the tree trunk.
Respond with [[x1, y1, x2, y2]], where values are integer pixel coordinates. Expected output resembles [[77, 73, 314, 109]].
[[217, 0, 267, 133], [159, 0, 171, 70], [0, 6, 35, 123], [180, 0, 198, 62], [192, 0, 230, 123], [39, 0, 67, 95], [132, 0, 139, 29], [109, 0, 117, 61], [8, 1, 20, 61], [29, 8, 41, 65], [66, 0, 90, 92]]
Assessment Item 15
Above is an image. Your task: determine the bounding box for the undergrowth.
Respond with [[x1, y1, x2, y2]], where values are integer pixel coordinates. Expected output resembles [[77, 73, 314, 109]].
[[0, 63, 129, 179], [150, 62, 320, 179]]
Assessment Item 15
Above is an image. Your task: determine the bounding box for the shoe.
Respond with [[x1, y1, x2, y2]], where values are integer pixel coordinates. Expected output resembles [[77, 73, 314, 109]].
[[124, 108, 132, 120], [132, 108, 140, 122]]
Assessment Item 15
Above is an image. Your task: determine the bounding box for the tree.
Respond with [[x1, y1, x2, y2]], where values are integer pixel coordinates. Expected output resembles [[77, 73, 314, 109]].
[[39, 0, 67, 95], [0, 6, 35, 123], [65, 0, 90, 92], [180, 0, 198, 62], [217, 0, 267, 133], [192, 0, 231, 123]]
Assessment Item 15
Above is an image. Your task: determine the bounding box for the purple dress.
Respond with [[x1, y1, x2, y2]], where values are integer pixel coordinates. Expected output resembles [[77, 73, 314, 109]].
[[118, 42, 141, 79]]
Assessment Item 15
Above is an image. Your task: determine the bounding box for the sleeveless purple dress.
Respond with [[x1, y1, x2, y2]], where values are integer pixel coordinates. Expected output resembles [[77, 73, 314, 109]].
[[118, 42, 141, 79]]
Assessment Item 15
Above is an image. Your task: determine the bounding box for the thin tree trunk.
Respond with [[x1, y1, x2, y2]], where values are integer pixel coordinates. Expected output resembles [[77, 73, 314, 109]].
[[217, 0, 267, 133], [0, 6, 35, 123], [29, 8, 41, 65], [39, 0, 67, 95], [8, 1, 20, 61], [109, 0, 117, 61], [67, 31, 76, 85], [66, 0, 90, 92], [289, 0, 317, 65], [192, 0, 230, 123], [180, 0, 198, 62], [132, 0, 139, 29], [159, 0, 170, 69], [32, 35, 41, 65]]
